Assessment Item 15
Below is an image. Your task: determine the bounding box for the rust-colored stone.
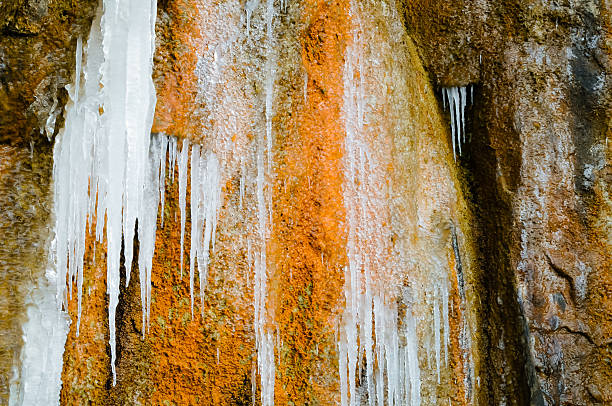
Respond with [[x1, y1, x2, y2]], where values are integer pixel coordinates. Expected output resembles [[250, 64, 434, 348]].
[[270, 0, 349, 403]]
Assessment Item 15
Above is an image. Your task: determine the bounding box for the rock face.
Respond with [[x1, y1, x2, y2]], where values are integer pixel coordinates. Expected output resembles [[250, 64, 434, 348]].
[[403, 0, 611, 404], [0, 0, 609, 405], [0, 0, 98, 145]]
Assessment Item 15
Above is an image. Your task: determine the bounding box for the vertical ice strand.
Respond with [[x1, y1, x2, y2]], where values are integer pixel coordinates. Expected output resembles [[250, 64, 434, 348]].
[[178, 138, 190, 278], [250, 0, 278, 404]]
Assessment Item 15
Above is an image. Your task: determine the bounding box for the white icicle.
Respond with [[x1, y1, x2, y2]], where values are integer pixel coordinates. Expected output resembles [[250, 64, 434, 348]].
[[178, 138, 190, 277], [190, 143, 201, 314], [442, 281, 450, 367], [138, 134, 163, 333], [168, 136, 177, 182], [445, 88, 457, 161], [73, 37, 83, 103], [245, 0, 259, 36], [159, 134, 169, 227], [405, 310, 421, 406], [452, 88, 462, 157], [460, 86, 467, 144], [442, 85, 471, 160], [239, 158, 246, 209], [196, 151, 221, 309]]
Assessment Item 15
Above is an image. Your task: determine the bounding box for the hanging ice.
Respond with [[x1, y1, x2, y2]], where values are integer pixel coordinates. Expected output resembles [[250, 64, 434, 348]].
[[189, 145, 221, 314], [251, 1, 278, 405], [338, 4, 422, 404], [178, 138, 190, 277], [442, 86, 473, 161], [53, 0, 158, 385], [8, 240, 71, 406]]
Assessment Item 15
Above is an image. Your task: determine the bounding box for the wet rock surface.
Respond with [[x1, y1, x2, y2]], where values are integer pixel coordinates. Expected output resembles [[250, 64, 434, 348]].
[[0, 0, 609, 405], [0, 0, 98, 145], [402, 0, 611, 404]]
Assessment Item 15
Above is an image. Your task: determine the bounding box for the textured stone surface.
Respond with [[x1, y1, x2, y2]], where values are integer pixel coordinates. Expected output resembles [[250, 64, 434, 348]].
[[0, 0, 609, 405], [0, 0, 98, 145], [402, 0, 611, 404]]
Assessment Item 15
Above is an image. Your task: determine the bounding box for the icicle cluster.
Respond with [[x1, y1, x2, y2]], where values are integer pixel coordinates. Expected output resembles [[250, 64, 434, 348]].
[[53, 0, 222, 386], [442, 86, 473, 161], [188, 144, 221, 314], [53, 0, 158, 384], [338, 7, 422, 405], [431, 282, 450, 385]]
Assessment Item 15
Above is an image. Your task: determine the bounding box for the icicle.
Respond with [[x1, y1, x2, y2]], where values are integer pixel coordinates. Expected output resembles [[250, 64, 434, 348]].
[[53, 0, 158, 386], [168, 136, 177, 182], [470, 85, 474, 106], [138, 134, 163, 333], [178, 138, 190, 277], [442, 87, 446, 111], [189, 143, 201, 315], [73, 37, 83, 103], [245, 0, 258, 36], [460, 86, 467, 144], [452, 88, 462, 157], [159, 134, 169, 227], [442, 85, 471, 160], [445, 88, 457, 161], [405, 310, 421, 406], [196, 151, 221, 310], [442, 281, 450, 368], [239, 158, 246, 209]]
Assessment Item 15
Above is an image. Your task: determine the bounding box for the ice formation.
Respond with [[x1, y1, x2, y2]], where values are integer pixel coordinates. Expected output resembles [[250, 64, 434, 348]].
[[338, 3, 422, 404], [55, 0, 276, 400], [442, 86, 473, 161], [189, 145, 221, 314], [8, 241, 70, 406], [52, 0, 222, 386], [253, 0, 278, 404], [53, 0, 158, 384], [43, 0, 469, 402]]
